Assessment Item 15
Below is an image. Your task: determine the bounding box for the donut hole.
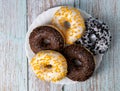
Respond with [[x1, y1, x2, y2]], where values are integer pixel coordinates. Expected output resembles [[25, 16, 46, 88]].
[[43, 39, 50, 44], [41, 39, 50, 47], [64, 21, 70, 29], [72, 59, 82, 67], [45, 64, 52, 69], [90, 34, 97, 42]]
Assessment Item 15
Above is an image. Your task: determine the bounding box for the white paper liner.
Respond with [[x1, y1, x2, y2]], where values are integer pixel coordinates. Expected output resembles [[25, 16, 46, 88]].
[[25, 6, 103, 85]]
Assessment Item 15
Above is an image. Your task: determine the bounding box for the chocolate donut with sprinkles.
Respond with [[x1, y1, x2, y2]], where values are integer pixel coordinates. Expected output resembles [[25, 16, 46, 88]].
[[76, 17, 111, 55]]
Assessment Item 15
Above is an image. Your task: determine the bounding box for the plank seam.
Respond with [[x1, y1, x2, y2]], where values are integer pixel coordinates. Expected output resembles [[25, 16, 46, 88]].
[[26, 0, 29, 91]]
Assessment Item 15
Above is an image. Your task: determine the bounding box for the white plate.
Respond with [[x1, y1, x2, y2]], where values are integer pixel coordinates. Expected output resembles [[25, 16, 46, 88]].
[[25, 6, 103, 85]]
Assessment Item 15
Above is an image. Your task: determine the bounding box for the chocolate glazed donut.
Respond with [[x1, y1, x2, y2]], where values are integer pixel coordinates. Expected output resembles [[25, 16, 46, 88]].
[[29, 26, 64, 53], [63, 44, 95, 81]]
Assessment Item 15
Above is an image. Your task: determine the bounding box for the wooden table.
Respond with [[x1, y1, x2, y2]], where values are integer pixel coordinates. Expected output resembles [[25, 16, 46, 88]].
[[0, 0, 120, 91]]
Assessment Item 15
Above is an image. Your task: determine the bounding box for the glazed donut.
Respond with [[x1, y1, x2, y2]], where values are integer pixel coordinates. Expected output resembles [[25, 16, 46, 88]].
[[76, 17, 111, 55], [52, 6, 85, 44], [30, 50, 67, 82], [62, 44, 95, 81], [29, 25, 65, 53]]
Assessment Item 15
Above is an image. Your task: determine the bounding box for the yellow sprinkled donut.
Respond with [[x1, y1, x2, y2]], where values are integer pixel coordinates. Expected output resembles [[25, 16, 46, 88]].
[[30, 50, 67, 82], [52, 6, 85, 44]]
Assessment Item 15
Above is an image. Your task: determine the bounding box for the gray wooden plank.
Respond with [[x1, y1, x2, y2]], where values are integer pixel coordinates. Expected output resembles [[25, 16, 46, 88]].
[[113, 0, 120, 90], [59, 0, 78, 91], [27, 0, 62, 91], [0, 0, 27, 91], [76, 0, 120, 91], [57, 0, 120, 91], [27, 0, 50, 90]]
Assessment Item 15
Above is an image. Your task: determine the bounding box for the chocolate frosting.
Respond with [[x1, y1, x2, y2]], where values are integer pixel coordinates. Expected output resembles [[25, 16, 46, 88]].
[[63, 44, 95, 81], [29, 26, 64, 53]]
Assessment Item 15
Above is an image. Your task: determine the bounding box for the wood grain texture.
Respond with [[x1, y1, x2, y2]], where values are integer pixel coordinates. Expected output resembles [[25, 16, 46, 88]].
[[27, 0, 50, 90], [0, 0, 27, 91], [0, 0, 120, 91], [27, 0, 120, 91], [27, 0, 62, 91]]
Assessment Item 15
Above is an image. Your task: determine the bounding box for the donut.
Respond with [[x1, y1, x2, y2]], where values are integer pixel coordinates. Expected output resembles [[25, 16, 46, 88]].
[[29, 25, 65, 53], [76, 17, 111, 55], [62, 44, 95, 81], [52, 6, 85, 45], [30, 50, 67, 82]]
